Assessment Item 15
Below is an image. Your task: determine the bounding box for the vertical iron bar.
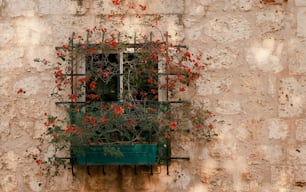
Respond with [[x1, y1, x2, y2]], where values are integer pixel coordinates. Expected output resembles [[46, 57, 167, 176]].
[[71, 32, 75, 95], [117, 32, 120, 45], [166, 139, 170, 175], [87, 166, 91, 175], [102, 31, 105, 43], [70, 32, 76, 129], [150, 32, 153, 42], [118, 165, 122, 175], [86, 31, 89, 46], [134, 165, 137, 175], [165, 31, 169, 102], [118, 32, 122, 102], [134, 32, 136, 50], [102, 165, 106, 175]]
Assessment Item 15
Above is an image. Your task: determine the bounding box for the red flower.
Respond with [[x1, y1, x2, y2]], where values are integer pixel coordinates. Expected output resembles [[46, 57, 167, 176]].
[[125, 103, 132, 109], [102, 116, 109, 123], [169, 122, 177, 130], [114, 106, 124, 115], [17, 88, 25, 94], [147, 77, 153, 84], [150, 53, 158, 61], [209, 124, 214, 129], [129, 4, 135, 9], [161, 83, 168, 89], [69, 94, 77, 101], [88, 47, 95, 53], [62, 44, 69, 50], [77, 77, 88, 83], [109, 41, 118, 47], [184, 51, 191, 58], [102, 71, 109, 78], [195, 124, 202, 129], [179, 87, 185, 92], [101, 28, 107, 33], [100, 105, 107, 110], [165, 133, 171, 140], [139, 4, 146, 11], [89, 81, 96, 91]]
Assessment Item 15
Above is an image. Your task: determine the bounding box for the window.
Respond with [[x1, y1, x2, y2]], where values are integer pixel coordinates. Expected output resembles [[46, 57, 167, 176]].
[[85, 51, 159, 104], [69, 44, 166, 145]]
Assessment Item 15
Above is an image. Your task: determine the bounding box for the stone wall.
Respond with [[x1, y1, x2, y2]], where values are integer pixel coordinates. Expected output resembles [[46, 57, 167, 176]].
[[1, 0, 306, 191]]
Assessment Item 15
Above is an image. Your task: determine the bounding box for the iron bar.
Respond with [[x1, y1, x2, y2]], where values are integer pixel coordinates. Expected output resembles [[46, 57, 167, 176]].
[[55, 101, 86, 105], [55, 43, 187, 50], [170, 157, 190, 160]]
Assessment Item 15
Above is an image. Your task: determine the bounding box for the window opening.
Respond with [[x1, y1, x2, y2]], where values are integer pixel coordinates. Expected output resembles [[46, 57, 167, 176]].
[[55, 32, 190, 175]]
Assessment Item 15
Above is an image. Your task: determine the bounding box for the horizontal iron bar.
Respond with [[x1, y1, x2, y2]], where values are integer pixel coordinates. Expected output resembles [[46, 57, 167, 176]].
[[170, 157, 190, 160], [55, 43, 187, 50], [56, 101, 86, 105], [55, 100, 189, 105], [62, 74, 86, 76], [62, 73, 189, 76], [55, 157, 72, 160]]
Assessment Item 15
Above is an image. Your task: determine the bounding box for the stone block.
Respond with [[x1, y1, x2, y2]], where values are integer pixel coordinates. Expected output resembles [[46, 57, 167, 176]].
[[296, 0, 306, 6], [297, 8, 306, 38], [262, 144, 285, 164], [255, 9, 285, 35], [5, 0, 36, 17], [183, 24, 205, 46], [203, 15, 251, 43], [196, 73, 233, 96], [295, 166, 306, 184], [46, 15, 96, 44], [295, 119, 306, 141], [15, 17, 53, 46], [266, 118, 288, 140], [223, 0, 260, 12], [0, 76, 11, 96], [244, 93, 277, 116], [202, 47, 240, 70], [0, 48, 24, 70], [1, 151, 18, 171], [215, 99, 242, 115], [184, 1, 207, 16], [37, 0, 79, 15], [93, 0, 184, 15], [271, 166, 294, 189], [0, 22, 15, 46], [0, 174, 17, 192], [288, 144, 306, 164], [288, 38, 306, 75], [278, 77, 305, 117], [120, 15, 184, 42]]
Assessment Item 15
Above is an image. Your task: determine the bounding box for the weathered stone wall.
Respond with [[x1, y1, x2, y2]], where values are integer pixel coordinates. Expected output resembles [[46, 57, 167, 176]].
[[1, 0, 306, 191]]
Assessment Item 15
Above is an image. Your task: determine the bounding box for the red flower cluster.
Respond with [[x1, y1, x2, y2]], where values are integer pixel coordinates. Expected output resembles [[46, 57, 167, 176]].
[[112, 0, 120, 5]]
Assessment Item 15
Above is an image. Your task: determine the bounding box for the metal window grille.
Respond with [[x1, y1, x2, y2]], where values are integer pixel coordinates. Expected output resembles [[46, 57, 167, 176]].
[[55, 32, 189, 175]]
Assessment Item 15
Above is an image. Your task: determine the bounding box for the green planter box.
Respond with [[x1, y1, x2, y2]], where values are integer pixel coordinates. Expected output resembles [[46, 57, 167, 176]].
[[71, 144, 158, 165]]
